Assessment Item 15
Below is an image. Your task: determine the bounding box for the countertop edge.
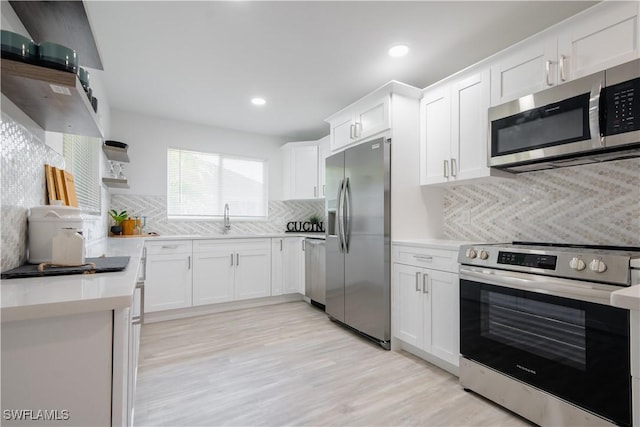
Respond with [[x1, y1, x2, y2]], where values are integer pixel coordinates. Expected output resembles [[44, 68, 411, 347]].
[[611, 284, 640, 311], [392, 239, 474, 250]]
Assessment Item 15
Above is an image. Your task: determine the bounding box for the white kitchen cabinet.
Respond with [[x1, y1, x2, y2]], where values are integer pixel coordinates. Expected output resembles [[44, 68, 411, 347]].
[[557, 1, 639, 80], [317, 135, 330, 198], [392, 244, 460, 373], [144, 241, 193, 313], [421, 68, 503, 186], [325, 82, 422, 153], [281, 142, 319, 199], [272, 237, 305, 295], [193, 239, 271, 303], [490, 2, 639, 105]]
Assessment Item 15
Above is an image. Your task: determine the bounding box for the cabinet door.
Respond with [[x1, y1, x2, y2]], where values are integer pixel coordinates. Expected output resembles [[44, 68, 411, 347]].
[[271, 239, 284, 296], [192, 250, 234, 306], [234, 248, 272, 301], [145, 253, 192, 312], [425, 269, 459, 367], [317, 135, 331, 198], [558, 2, 639, 80], [283, 237, 304, 294], [330, 111, 355, 152], [355, 95, 390, 141], [420, 85, 451, 185], [451, 69, 491, 181], [393, 263, 424, 348], [291, 145, 319, 199], [490, 37, 558, 105]]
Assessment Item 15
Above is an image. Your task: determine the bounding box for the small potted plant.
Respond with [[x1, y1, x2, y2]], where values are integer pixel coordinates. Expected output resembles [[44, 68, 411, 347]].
[[108, 209, 128, 235], [309, 214, 322, 232]]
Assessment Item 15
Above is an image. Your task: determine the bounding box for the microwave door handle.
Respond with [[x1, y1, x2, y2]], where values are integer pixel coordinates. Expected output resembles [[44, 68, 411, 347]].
[[590, 82, 604, 146]]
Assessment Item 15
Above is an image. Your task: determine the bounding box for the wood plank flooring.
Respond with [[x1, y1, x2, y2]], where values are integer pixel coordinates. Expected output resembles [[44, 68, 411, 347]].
[[134, 301, 533, 426]]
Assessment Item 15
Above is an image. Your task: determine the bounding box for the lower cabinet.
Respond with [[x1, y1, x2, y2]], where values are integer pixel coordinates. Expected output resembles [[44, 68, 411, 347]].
[[271, 237, 305, 296], [144, 241, 193, 313], [392, 244, 460, 372]]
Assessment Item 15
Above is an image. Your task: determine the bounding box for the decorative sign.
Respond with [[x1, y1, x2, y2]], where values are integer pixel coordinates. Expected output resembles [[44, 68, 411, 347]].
[[286, 221, 324, 233]]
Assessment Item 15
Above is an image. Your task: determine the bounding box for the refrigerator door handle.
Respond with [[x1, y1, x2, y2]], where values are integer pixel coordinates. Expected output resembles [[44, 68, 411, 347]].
[[344, 177, 351, 253], [336, 178, 345, 253]]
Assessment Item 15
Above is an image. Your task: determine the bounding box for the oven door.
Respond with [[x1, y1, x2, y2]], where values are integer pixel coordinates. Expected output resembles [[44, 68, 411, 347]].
[[488, 71, 604, 168], [460, 270, 631, 426]]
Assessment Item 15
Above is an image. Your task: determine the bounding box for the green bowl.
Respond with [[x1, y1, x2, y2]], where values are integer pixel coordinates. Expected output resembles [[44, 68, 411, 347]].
[[77, 67, 90, 90], [37, 41, 78, 73], [0, 30, 37, 61]]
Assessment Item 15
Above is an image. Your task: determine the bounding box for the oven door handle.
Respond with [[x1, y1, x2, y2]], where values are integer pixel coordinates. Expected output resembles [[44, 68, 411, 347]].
[[459, 266, 621, 306]]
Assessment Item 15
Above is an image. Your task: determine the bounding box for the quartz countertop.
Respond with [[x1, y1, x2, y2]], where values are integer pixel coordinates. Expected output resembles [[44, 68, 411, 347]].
[[138, 233, 326, 241], [1, 238, 144, 323], [391, 238, 477, 250], [611, 284, 640, 311]]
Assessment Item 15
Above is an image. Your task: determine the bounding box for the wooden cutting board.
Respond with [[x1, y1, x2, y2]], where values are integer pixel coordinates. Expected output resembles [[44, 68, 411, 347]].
[[44, 164, 57, 204], [53, 167, 68, 206], [64, 170, 78, 207]]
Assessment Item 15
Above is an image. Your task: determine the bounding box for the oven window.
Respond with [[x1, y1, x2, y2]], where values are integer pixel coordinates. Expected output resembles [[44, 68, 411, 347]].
[[492, 93, 591, 156], [481, 290, 586, 370]]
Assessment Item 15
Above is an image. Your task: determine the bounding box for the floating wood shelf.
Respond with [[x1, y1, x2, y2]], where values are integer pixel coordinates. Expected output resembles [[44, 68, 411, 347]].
[[102, 178, 130, 189], [102, 145, 130, 163], [1, 59, 104, 138]]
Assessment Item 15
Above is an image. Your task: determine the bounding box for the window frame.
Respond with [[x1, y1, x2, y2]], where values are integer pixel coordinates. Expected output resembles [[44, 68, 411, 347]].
[[166, 147, 269, 221], [62, 134, 102, 215]]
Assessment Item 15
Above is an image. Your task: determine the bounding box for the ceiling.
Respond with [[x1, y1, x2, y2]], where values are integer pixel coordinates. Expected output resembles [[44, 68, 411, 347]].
[[84, 1, 597, 142]]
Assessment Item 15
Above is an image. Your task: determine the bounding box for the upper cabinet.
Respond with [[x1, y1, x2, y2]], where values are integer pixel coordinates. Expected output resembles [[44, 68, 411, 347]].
[[491, 1, 639, 106], [421, 68, 507, 186], [281, 135, 330, 200], [325, 81, 421, 153]]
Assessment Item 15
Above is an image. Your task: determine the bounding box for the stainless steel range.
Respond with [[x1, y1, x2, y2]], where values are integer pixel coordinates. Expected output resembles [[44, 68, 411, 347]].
[[458, 242, 640, 427]]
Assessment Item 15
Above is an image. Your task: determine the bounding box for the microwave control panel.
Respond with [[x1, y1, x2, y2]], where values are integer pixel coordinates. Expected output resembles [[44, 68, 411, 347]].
[[604, 77, 639, 135]]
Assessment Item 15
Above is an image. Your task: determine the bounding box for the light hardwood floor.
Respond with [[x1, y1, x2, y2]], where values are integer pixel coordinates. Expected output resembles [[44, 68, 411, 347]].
[[134, 301, 533, 426]]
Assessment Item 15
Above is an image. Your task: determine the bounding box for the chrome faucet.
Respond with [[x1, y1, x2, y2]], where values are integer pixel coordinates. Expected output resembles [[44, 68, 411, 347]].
[[223, 203, 231, 234]]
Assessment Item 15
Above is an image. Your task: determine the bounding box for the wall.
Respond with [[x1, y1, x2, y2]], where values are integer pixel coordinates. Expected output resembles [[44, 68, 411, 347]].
[[443, 158, 640, 246]]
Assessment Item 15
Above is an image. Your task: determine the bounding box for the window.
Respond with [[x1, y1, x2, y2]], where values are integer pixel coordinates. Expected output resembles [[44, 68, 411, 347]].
[[167, 148, 268, 219], [62, 134, 101, 214]]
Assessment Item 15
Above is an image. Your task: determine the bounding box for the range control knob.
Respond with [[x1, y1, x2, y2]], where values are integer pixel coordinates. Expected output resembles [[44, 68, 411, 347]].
[[589, 258, 607, 273], [569, 257, 586, 271], [465, 248, 477, 259], [478, 250, 489, 260]]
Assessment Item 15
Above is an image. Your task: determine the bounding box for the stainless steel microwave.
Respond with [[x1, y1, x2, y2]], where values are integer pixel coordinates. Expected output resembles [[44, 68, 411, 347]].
[[489, 59, 640, 172]]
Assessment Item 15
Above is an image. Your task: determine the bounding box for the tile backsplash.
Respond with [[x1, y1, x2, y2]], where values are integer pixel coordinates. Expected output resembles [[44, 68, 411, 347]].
[[1, 113, 66, 271], [110, 194, 325, 236], [443, 158, 640, 246]]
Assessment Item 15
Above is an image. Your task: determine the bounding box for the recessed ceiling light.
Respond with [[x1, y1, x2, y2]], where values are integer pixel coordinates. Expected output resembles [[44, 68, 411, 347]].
[[251, 97, 266, 106], [388, 44, 409, 58]]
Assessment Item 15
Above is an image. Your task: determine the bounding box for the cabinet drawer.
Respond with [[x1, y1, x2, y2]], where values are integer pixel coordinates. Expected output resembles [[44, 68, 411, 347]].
[[392, 245, 458, 273], [145, 240, 192, 255], [193, 238, 271, 253]]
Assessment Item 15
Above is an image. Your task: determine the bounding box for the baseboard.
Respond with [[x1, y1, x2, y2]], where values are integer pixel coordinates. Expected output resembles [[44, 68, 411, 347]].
[[143, 293, 304, 323], [395, 340, 459, 377]]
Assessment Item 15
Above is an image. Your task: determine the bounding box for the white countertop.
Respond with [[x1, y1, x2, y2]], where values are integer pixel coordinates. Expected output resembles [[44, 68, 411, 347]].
[[611, 284, 640, 311], [140, 232, 326, 241], [392, 238, 476, 250], [1, 238, 144, 323]]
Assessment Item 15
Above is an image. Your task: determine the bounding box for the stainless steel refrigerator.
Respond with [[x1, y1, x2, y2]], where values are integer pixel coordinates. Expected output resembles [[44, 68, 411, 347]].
[[325, 137, 391, 349]]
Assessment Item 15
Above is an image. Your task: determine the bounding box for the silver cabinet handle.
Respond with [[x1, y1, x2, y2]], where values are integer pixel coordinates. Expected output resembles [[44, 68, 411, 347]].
[[451, 158, 457, 177], [132, 281, 145, 325], [355, 122, 362, 138], [350, 124, 355, 139], [443, 160, 449, 178], [314, 186, 317, 198], [161, 245, 178, 249], [140, 247, 147, 281], [280, 239, 283, 251], [560, 54, 567, 82], [413, 255, 433, 261], [236, 253, 239, 266], [187, 255, 191, 269], [415, 272, 421, 292], [230, 253, 234, 266], [322, 184, 325, 196], [422, 274, 429, 294], [545, 60, 554, 86], [302, 240, 305, 251]]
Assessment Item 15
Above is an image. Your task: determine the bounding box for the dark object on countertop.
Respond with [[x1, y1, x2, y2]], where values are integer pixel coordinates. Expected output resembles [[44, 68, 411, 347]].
[[1, 256, 130, 279]]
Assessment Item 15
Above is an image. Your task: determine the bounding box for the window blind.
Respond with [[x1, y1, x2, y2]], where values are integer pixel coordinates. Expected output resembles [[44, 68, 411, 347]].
[[167, 148, 268, 219], [62, 134, 101, 214]]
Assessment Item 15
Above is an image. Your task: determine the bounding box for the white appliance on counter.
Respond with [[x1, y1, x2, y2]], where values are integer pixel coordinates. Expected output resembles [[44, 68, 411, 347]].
[[28, 205, 84, 263]]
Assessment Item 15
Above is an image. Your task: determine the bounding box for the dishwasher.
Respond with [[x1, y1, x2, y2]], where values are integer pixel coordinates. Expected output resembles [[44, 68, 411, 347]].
[[304, 238, 325, 309]]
